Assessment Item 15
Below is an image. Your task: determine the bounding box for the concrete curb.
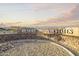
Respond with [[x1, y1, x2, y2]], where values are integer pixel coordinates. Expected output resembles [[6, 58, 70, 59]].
[[50, 42, 75, 56]]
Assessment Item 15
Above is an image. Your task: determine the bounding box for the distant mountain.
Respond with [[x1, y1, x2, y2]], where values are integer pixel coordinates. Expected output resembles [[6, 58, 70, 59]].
[[0, 22, 26, 27]]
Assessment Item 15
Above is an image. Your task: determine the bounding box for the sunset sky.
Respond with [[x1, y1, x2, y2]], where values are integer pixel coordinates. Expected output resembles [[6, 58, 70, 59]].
[[0, 3, 79, 26]]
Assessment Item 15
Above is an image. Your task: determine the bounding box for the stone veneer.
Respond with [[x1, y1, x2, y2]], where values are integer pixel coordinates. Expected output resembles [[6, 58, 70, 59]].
[[60, 35, 79, 55]]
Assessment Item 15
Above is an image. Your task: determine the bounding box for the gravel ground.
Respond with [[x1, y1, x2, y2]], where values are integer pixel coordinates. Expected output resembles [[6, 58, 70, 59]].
[[0, 39, 72, 56]]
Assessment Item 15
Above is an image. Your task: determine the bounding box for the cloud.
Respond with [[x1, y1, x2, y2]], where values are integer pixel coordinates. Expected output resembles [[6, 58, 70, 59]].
[[62, 4, 79, 19], [34, 4, 79, 26], [33, 3, 79, 20], [32, 3, 74, 12], [62, 5, 76, 18]]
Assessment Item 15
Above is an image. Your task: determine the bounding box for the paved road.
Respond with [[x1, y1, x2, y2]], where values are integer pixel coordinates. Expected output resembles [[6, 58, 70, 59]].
[[0, 39, 74, 56]]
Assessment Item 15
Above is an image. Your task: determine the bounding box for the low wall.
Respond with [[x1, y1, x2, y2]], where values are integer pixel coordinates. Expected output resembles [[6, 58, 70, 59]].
[[0, 34, 37, 43]]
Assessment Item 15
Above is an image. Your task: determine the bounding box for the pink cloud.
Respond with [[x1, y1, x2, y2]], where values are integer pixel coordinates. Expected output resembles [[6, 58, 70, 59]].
[[62, 4, 79, 19], [32, 4, 69, 12], [34, 4, 79, 26]]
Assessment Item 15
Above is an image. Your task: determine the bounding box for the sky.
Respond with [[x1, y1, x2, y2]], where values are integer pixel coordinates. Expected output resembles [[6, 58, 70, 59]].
[[0, 3, 79, 26]]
